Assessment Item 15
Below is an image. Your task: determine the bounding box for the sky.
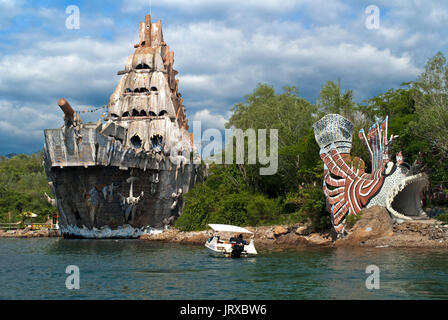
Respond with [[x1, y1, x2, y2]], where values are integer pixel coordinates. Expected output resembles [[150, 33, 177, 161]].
[[0, 0, 447, 155]]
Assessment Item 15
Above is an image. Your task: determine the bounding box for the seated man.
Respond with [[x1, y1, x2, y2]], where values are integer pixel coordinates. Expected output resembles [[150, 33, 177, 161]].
[[236, 234, 247, 245]]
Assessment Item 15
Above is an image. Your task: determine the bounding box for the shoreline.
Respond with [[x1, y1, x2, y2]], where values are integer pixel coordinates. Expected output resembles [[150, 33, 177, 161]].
[[2, 224, 447, 250], [0, 228, 60, 238], [139, 222, 448, 250], [139, 226, 333, 249], [140, 207, 448, 249], [2, 207, 447, 249]]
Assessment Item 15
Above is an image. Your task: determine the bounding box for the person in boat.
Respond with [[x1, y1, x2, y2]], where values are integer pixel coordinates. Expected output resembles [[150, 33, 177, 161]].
[[237, 234, 247, 245], [229, 234, 241, 244]]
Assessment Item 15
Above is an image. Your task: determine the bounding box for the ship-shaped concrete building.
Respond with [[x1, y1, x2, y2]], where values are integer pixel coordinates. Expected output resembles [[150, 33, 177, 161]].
[[43, 15, 202, 238]]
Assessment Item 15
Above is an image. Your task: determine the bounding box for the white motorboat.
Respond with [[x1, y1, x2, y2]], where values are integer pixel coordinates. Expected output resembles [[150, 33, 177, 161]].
[[205, 224, 257, 257]]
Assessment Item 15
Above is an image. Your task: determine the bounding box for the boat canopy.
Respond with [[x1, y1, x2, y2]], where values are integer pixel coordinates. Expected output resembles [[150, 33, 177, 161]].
[[208, 224, 253, 234]]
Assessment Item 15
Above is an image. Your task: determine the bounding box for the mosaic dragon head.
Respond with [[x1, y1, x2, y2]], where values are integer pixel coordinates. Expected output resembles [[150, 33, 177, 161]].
[[313, 114, 429, 233]]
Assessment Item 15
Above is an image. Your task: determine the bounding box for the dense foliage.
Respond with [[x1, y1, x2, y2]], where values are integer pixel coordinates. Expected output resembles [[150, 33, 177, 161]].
[[175, 85, 330, 231], [0, 153, 53, 224]]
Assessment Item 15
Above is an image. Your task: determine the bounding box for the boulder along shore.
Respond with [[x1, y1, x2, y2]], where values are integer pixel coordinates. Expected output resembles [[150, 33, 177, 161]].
[[0, 228, 60, 238]]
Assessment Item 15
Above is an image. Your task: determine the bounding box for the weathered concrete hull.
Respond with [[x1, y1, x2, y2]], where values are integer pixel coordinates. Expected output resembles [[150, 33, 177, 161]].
[[43, 127, 200, 239], [48, 165, 197, 238]]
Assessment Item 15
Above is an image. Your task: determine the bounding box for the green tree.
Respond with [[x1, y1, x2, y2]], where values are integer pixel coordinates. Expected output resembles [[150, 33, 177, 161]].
[[410, 52, 448, 158], [226, 84, 318, 197], [177, 84, 329, 231], [317, 79, 357, 122], [359, 87, 425, 165], [0, 153, 54, 223]]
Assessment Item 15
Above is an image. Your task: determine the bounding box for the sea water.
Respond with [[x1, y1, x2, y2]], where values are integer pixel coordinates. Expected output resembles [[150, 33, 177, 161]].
[[1, 238, 447, 300]]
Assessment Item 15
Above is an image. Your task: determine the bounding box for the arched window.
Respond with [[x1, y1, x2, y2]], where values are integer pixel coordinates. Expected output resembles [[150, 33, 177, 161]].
[[151, 134, 163, 153], [111, 113, 119, 118], [130, 135, 142, 149], [132, 109, 139, 117], [150, 86, 158, 92], [136, 63, 150, 70], [122, 112, 130, 117], [158, 110, 168, 116], [125, 88, 132, 93], [134, 88, 140, 93], [149, 111, 157, 117], [140, 110, 147, 116], [140, 88, 149, 93]]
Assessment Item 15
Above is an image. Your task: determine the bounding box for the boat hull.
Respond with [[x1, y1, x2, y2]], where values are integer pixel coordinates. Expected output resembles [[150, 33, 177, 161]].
[[205, 236, 257, 257], [43, 127, 200, 239], [45, 164, 198, 238]]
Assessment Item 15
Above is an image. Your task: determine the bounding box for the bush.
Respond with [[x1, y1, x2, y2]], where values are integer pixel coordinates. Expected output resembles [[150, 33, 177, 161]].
[[174, 183, 219, 231], [245, 194, 281, 226], [297, 185, 330, 231], [344, 213, 363, 229], [436, 213, 448, 224], [174, 183, 282, 231], [0, 153, 54, 223], [175, 159, 331, 231]]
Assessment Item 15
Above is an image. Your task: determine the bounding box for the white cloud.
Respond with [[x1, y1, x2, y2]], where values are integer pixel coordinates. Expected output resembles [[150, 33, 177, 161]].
[[0, 36, 135, 105], [166, 19, 420, 110], [0, 33, 137, 153], [0, 100, 62, 153], [0, 0, 25, 28], [123, 0, 304, 14], [192, 109, 229, 131]]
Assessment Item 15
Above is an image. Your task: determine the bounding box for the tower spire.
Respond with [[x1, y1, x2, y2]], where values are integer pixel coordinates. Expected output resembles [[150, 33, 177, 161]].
[[144, 14, 151, 47]]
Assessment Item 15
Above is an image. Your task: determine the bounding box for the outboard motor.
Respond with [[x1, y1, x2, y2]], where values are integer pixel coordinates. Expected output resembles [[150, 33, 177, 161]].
[[231, 243, 245, 258], [230, 237, 245, 258]]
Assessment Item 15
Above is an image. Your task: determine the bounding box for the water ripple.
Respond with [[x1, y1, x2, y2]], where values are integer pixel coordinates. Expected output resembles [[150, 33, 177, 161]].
[[1, 239, 448, 299]]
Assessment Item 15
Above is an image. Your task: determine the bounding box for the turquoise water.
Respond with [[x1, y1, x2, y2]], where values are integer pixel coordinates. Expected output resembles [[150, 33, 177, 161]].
[[1, 238, 448, 300]]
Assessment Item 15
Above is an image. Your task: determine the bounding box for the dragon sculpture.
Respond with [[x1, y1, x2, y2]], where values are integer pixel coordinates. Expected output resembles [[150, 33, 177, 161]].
[[313, 114, 429, 233]]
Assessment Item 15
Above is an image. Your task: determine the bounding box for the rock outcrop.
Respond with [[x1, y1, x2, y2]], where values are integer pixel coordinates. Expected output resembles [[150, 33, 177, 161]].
[[140, 224, 333, 248], [140, 229, 210, 245], [337, 206, 394, 245], [273, 226, 289, 238], [334, 205, 448, 248], [0, 229, 60, 238]]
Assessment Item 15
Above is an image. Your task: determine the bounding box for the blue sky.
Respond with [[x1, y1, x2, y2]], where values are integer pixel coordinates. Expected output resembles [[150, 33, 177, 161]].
[[1, 0, 448, 154]]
